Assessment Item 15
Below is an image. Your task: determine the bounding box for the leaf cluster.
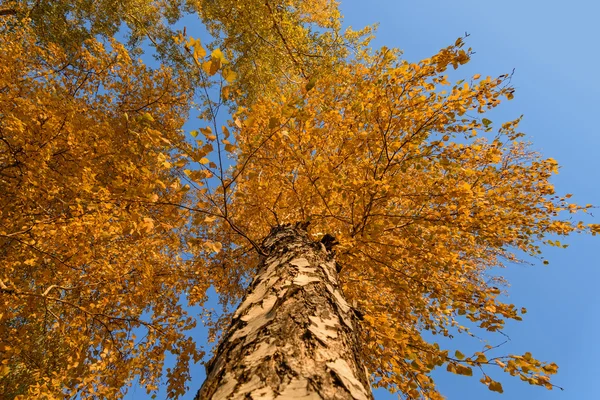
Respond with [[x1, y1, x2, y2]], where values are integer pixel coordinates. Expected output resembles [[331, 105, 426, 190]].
[[0, 22, 203, 399]]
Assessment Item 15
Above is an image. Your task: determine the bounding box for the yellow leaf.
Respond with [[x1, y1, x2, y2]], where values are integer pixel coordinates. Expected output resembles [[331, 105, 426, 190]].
[[305, 76, 317, 91], [204, 241, 222, 253], [222, 68, 237, 83], [475, 352, 487, 363], [142, 112, 154, 122], [142, 217, 154, 233], [202, 60, 219, 76], [199, 157, 209, 165], [191, 38, 206, 60], [200, 127, 216, 141], [211, 48, 227, 64], [458, 182, 472, 192], [222, 125, 231, 139], [244, 115, 256, 127], [456, 365, 473, 376], [172, 33, 183, 45], [204, 215, 218, 223], [269, 117, 279, 129], [24, 258, 37, 266], [221, 85, 231, 100], [188, 37, 200, 50], [489, 381, 504, 393]]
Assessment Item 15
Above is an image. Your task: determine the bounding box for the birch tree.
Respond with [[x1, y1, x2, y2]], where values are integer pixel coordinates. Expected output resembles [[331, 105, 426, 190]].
[[1, 1, 598, 399]]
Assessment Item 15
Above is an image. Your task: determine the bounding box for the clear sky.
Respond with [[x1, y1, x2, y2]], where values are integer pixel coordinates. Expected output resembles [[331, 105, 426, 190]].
[[338, 1, 600, 399], [126, 1, 600, 399]]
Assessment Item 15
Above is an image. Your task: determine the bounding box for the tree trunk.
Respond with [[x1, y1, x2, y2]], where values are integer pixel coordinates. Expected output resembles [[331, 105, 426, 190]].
[[196, 223, 373, 400]]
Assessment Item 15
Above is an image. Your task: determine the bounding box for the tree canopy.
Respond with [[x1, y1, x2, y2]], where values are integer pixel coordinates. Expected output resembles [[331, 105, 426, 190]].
[[0, 1, 597, 399]]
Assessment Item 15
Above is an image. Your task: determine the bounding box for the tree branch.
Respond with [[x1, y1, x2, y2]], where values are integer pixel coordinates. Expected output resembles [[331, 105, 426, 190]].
[[0, 9, 17, 17]]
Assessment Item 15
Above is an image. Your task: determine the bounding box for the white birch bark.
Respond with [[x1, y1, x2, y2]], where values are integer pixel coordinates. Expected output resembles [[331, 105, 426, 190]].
[[196, 223, 373, 400]]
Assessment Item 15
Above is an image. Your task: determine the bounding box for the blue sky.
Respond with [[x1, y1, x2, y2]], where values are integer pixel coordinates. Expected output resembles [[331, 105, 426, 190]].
[[127, 1, 600, 399], [338, 1, 600, 399]]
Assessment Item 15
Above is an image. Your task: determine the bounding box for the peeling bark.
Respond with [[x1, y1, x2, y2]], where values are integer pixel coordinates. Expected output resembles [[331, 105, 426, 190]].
[[196, 223, 373, 400]]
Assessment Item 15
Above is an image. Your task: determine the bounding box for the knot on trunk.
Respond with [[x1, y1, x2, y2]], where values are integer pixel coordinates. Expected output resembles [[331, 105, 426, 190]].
[[320, 233, 339, 251]]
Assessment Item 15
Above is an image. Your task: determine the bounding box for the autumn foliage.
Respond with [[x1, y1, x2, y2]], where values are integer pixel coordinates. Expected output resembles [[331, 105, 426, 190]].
[[0, 1, 598, 399], [0, 19, 202, 398], [227, 43, 580, 397]]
